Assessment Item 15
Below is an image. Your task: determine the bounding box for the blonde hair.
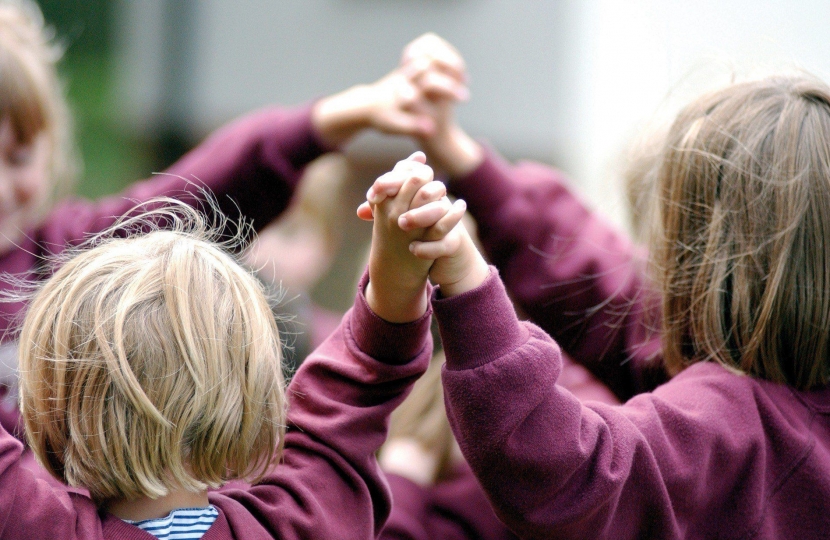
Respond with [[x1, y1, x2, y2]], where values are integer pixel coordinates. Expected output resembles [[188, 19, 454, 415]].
[[0, 0, 77, 203], [644, 74, 830, 389], [17, 201, 285, 502]]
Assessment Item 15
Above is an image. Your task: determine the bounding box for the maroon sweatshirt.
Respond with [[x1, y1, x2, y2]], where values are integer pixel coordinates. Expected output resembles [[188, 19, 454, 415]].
[[434, 149, 830, 538], [0, 272, 432, 539]]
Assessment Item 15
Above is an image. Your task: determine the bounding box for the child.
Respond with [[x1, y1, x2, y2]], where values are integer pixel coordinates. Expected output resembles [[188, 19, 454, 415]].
[[0, 1, 467, 440], [371, 72, 830, 537], [0, 151, 463, 539]]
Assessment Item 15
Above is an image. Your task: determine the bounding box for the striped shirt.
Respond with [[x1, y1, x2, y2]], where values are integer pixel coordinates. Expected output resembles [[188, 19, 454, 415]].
[[125, 506, 218, 539]]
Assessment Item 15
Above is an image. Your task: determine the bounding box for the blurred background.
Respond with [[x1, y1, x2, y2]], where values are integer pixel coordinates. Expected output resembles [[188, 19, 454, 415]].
[[41, 0, 830, 309]]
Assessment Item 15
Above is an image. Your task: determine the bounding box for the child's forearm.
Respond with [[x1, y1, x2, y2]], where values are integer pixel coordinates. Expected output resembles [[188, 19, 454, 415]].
[[49, 104, 327, 249], [433, 270, 659, 539], [420, 124, 484, 179], [249, 272, 432, 538], [312, 85, 377, 148], [431, 233, 490, 299], [365, 280, 429, 324]]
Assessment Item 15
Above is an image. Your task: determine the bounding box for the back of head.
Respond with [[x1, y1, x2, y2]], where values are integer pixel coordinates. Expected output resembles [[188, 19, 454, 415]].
[[17, 204, 285, 502], [0, 0, 76, 201], [650, 74, 830, 389]]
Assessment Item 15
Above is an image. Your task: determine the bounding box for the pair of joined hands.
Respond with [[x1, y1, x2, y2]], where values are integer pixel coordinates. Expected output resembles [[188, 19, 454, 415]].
[[316, 32, 490, 323], [313, 33, 484, 179], [358, 152, 490, 324]]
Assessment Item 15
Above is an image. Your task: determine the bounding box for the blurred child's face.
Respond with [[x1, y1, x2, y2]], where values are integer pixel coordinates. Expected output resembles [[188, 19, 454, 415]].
[[0, 118, 50, 254]]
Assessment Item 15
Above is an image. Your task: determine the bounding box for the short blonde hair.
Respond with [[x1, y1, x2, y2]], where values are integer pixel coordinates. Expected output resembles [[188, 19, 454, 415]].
[[0, 0, 77, 202], [18, 202, 285, 502], [647, 74, 830, 389]]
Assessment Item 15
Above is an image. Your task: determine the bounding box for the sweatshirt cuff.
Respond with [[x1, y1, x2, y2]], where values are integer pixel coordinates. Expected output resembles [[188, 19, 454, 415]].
[[350, 269, 433, 366], [432, 266, 529, 371]]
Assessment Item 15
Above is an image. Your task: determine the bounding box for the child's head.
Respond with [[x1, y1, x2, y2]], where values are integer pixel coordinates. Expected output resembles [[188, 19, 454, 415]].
[[17, 205, 285, 503], [0, 1, 75, 253], [647, 74, 830, 389]]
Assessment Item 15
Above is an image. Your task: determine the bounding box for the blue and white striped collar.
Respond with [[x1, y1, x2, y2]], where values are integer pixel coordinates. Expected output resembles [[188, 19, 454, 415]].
[[125, 505, 218, 540]]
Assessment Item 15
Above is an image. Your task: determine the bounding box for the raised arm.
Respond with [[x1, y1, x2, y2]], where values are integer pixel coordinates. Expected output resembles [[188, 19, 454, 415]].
[[434, 270, 802, 539], [215, 274, 433, 539], [213, 153, 467, 538], [400, 33, 665, 398], [450, 153, 666, 398], [36, 52, 470, 253]]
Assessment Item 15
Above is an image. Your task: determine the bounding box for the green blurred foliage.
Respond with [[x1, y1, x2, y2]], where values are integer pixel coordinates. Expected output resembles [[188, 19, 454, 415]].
[[38, 0, 153, 199]]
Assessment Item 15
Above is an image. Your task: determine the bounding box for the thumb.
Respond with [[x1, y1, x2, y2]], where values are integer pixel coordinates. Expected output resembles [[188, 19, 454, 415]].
[[380, 111, 436, 138], [356, 201, 375, 221]]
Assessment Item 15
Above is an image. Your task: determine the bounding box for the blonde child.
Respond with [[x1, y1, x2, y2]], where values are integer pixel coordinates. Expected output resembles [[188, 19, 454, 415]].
[[0, 2, 467, 440], [0, 151, 465, 539], [367, 71, 830, 537]]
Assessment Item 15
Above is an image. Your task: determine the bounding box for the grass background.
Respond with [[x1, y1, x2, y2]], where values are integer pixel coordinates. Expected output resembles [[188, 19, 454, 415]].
[[39, 0, 156, 199]]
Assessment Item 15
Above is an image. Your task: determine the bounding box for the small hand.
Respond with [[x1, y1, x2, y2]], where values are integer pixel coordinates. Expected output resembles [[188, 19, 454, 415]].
[[397, 33, 483, 178], [359, 151, 487, 299], [312, 40, 469, 147], [363, 152, 441, 322], [400, 33, 469, 103]]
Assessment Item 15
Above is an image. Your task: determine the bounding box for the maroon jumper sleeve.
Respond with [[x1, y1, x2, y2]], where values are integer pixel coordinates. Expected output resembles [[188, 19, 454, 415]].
[[434, 268, 826, 539], [37, 103, 331, 253], [207, 270, 433, 539], [448, 149, 666, 399]]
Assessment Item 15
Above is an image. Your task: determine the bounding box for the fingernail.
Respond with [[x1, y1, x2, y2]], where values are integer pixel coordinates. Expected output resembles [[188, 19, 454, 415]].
[[409, 243, 416, 253], [399, 215, 408, 228]]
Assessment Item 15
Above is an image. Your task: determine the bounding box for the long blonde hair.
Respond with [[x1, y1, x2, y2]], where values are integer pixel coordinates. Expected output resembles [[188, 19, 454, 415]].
[[647, 74, 830, 389], [17, 202, 285, 502]]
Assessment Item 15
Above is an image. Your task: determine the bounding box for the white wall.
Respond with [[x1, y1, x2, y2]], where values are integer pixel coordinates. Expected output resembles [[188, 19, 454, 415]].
[[115, 0, 830, 230], [570, 0, 830, 227]]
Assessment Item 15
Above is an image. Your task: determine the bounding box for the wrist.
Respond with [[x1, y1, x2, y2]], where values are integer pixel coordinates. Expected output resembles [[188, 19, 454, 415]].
[[423, 124, 483, 179], [437, 254, 490, 298], [312, 85, 371, 148], [365, 280, 429, 324]]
